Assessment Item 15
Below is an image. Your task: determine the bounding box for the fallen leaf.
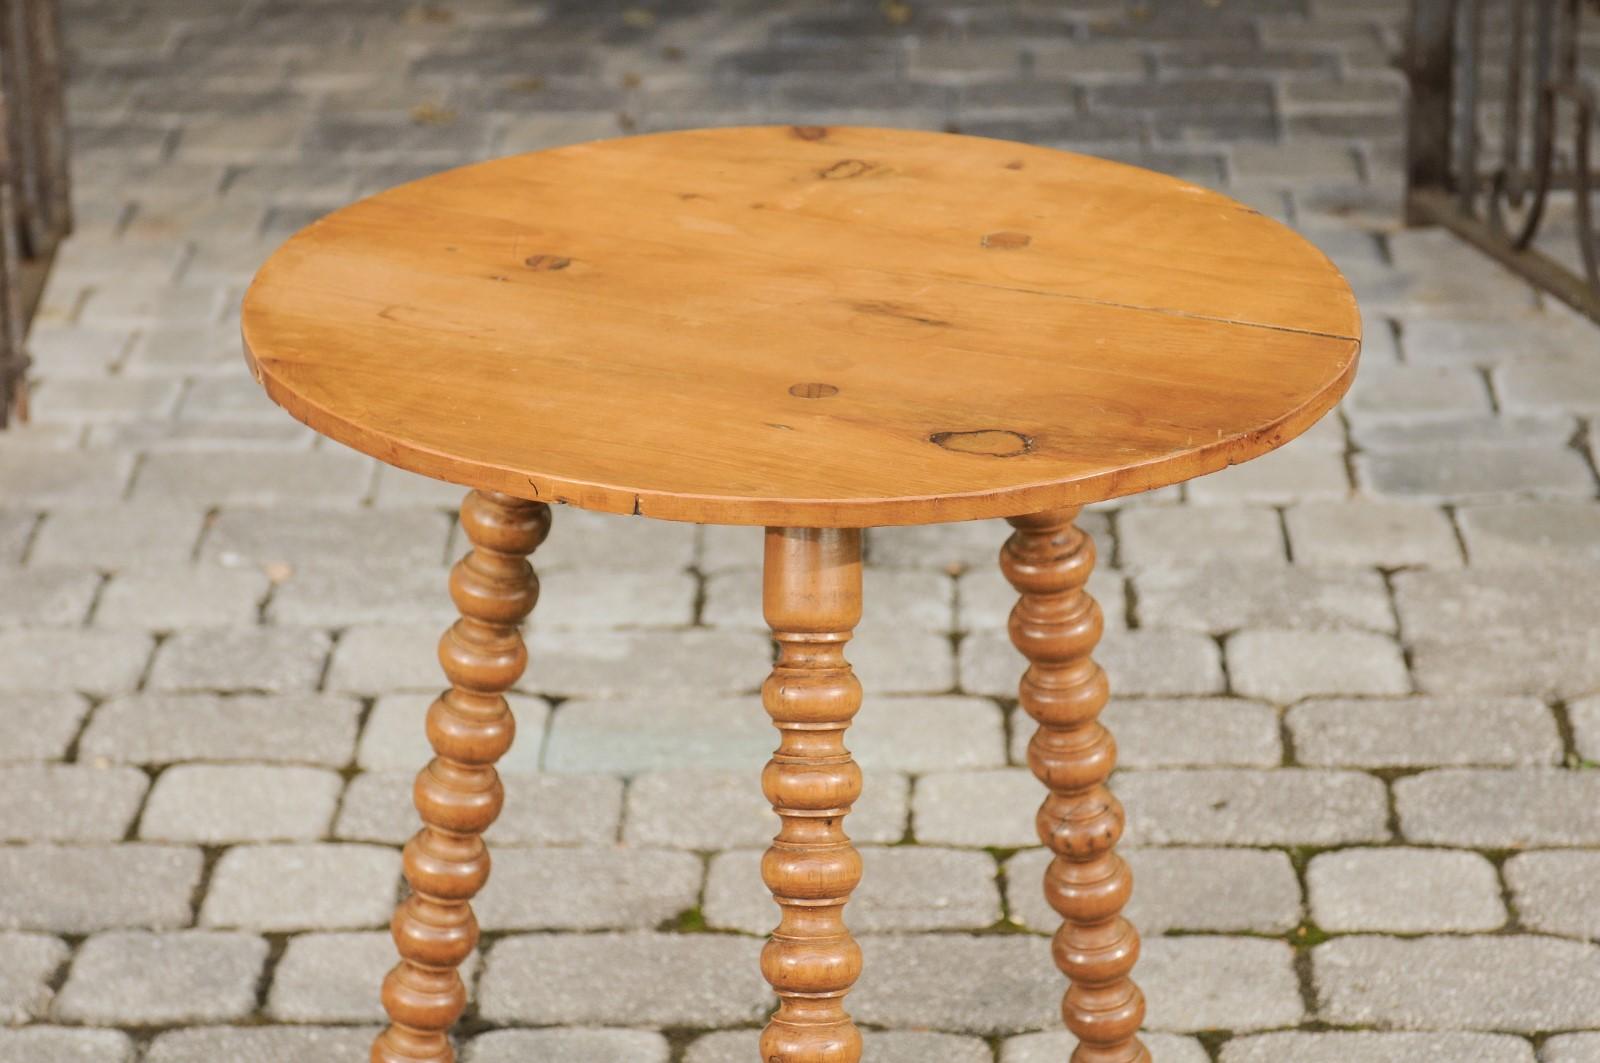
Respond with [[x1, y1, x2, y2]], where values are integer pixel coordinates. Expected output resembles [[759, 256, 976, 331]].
[[410, 101, 457, 125]]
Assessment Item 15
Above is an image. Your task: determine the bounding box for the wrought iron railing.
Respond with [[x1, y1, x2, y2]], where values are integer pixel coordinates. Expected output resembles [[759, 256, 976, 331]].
[[0, 0, 71, 427], [1404, 0, 1600, 323]]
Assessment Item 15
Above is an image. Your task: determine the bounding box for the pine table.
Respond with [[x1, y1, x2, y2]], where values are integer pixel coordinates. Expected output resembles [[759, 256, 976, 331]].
[[241, 125, 1360, 1063]]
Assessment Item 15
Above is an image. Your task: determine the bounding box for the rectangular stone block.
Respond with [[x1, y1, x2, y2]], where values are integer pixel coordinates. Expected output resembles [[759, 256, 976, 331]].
[[1118, 768, 1389, 846], [200, 843, 401, 931], [705, 846, 1001, 934], [625, 769, 908, 849], [1288, 696, 1561, 768], [475, 848, 703, 931], [133, 450, 372, 506], [0, 932, 68, 1023], [0, 693, 92, 762], [203, 506, 452, 566], [95, 564, 269, 628], [1315, 935, 1600, 1032], [0, 630, 153, 696], [1284, 501, 1461, 567], [962, 628, 1224, 698], [54, 930, 267, 1024], [336, 770, 623, 847], [0, 844, 200, 933], [1396, 769, 1600, 846], [479, 932, 769, 1026], [146, 627, 331, 693], [1308, 847, 1505, 932], [1133, 562, 1393, 633], [145, 1027, 375, 1063], [0, 765, 149, 842], [140, 764, 342, 843], [1006, 846, 1302, 936], [81, 693, 361, 766]]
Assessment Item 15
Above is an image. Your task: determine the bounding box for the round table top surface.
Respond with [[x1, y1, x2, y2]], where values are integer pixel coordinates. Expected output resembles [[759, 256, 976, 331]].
[[242, 125, 1360, 527]]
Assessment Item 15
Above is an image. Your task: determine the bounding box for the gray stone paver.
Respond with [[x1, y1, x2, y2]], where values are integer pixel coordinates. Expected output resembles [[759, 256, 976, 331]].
[[200, 844, 400, 931], [479, 932, 769, 1026], [146, 626, 331, 693], [0, 765, 149, 842], [1315, 935, 1600, 1032], [17, 0, 1600, 1051], [1010, 696, 1281, 768], [1287, 696, 1563, 768], [1395, 770, 1600, 846], [466, 1029, 671, 1063], [1504, 851, 1600, 940], [54, 931, 267, 1024], [1545, 1035, 1600, 1063], [1307, 848, 1506, 933], [1228, 628, 1411, 701], [475, 847, 703, 931], [267, 932, 427, 1023], [1004, 1032, 1208, 1063], [706, 846, 1001, 933], [80, 693, 361, 766], [356, 691, 546, 774], [0, 1028, 135, 1063], [691, 1029, 991, 1063], [0, 845, 200, 933], [1007, 847, 1302, 936], [1221, 1032, 1537, 1062], [139, 764, 342, 843], [336, 769, 624, 847], [0, 692, 91, 762], [0, 933, 68, 1024], [145, 1027, 375, 1063]]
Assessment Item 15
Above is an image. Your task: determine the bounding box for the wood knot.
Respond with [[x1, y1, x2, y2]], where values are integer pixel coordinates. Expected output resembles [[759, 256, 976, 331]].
[[819, 159, 873, 180], [789, 383, 839, 399], [982, 231, 1031, 250], [524, 254, 571, 271], [1005, 159, 1025, 170], [930, 429, 1034, 457], [791, 125, 829, 141]]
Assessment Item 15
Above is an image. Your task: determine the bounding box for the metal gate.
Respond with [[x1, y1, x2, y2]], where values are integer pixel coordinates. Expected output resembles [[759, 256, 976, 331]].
[[0, 0, 71, 427], [1404, 0, 1600, 323]]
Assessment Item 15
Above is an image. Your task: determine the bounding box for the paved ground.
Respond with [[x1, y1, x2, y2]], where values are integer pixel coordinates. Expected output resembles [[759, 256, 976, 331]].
[[4, 0, 1600, 1060]]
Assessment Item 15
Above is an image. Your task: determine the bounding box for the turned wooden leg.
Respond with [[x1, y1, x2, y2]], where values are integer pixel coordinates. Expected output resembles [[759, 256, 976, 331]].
[[759, 527, 865, 1063], [372, 490, 550, 1063], [1002, 510, 1148, 1063]]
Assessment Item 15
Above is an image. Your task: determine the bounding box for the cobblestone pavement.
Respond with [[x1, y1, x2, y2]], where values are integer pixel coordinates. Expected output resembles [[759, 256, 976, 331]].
[[4, 0, 1600, 1060]]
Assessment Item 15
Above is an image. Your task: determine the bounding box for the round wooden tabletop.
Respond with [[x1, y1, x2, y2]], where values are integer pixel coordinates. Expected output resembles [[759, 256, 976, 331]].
[[242, 125, 1359, 527]]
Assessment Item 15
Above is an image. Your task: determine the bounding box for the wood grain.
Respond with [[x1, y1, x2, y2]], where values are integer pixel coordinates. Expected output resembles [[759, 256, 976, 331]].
[[242, 125, 1359, 527], [373, 490, 549, 1063], [1003, 510, 1147, 1063], [760, 526, 865, 1063]]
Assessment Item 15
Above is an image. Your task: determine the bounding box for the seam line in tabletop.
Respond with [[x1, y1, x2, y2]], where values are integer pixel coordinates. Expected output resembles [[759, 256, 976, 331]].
[[264, 219, 1363, 348], [308, 168, 1363, 344]]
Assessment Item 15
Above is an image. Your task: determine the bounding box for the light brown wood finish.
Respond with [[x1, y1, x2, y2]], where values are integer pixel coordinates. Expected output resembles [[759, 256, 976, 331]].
[[242, 125, 1360, 527], [373, 490, 550, 1063], [760, 526, 865, 1063], [1003, 509, 1147, 1063]]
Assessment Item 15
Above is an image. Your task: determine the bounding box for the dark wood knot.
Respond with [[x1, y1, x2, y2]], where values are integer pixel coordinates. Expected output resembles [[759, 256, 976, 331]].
[[789, 383, 839, 399], [929, 429, 1034, 457], [791, 125, 829, 141], [819, 159, 873, 180], [524, 254, 571, 270], [982, 231, 1031, 250]]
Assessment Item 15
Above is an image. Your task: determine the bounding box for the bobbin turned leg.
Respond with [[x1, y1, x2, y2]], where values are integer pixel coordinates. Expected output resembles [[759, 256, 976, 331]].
[[372, 490, 550, 1063], [1001, 510, 1148, 1063], [759, 527, 865, 1063]]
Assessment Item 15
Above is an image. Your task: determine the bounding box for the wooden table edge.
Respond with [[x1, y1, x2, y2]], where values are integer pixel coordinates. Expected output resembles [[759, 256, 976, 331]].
[[243, 326, 1359, 528]]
